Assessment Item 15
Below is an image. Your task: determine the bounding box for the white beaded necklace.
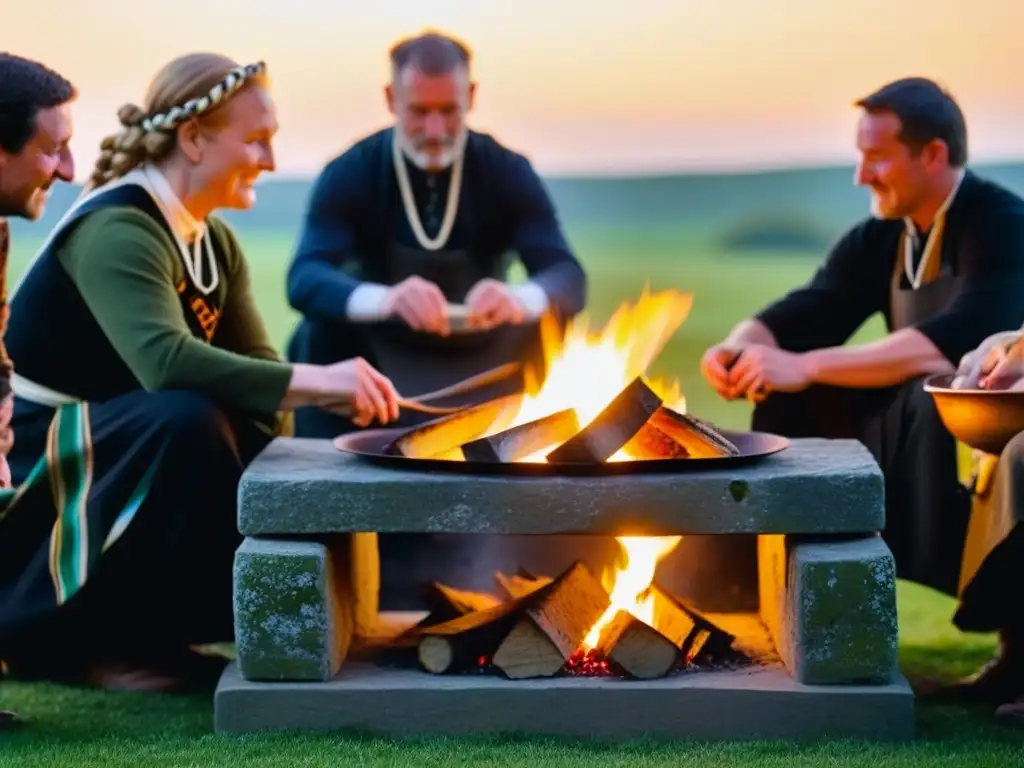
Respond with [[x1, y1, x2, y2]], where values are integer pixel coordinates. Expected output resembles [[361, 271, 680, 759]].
[[392, 129, 464, 251]]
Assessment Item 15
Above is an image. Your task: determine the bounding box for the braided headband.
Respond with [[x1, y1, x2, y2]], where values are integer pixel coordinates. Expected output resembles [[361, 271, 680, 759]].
[[140, 61, 266, 133]]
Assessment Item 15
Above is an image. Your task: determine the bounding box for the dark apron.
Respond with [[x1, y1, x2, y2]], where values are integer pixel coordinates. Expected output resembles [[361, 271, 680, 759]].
[[887, 240, 960, 331], [361, 240, 544, 427]]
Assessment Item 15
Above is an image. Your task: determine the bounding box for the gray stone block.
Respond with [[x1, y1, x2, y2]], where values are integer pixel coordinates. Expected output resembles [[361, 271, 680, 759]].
[[234, 538, 353, 682], [759, 534, 899, 685], [238, 437, 884, 536], [213, 660, 915, 741]]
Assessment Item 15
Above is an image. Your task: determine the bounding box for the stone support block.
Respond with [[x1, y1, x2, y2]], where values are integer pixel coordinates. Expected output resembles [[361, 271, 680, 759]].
[[234, 537, 360, 682], [758, 534, 898, 685]]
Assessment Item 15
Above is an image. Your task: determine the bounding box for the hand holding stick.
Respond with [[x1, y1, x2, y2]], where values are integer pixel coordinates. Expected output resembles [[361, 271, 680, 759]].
[[322, 362, 523, 418]]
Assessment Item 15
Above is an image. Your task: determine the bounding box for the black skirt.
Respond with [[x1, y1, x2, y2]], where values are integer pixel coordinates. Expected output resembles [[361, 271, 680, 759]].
[[0, 389, 272, 663]]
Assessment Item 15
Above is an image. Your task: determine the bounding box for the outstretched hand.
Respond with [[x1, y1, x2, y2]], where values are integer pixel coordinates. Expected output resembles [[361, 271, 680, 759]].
[[319, 358, 401, 428]]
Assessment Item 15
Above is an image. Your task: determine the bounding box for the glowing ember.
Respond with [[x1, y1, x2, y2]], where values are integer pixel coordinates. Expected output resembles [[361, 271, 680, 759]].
[[582, 535, 683, 650], [564, 648, 613, 677], [511, 288, 693, 462]]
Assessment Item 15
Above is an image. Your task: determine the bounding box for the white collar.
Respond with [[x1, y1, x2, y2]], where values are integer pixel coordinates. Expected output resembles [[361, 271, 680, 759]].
[[903, 168, 967, 242], [125, 164, 206, 244]]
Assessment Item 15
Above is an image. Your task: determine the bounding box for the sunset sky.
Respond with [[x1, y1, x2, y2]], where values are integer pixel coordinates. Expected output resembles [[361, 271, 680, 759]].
[[8, 0, 1023, 177]]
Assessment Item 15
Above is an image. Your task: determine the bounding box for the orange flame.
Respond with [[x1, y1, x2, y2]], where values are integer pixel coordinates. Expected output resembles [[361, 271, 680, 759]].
[[511, 287, 693, 462], [582, 535, 683, 650]]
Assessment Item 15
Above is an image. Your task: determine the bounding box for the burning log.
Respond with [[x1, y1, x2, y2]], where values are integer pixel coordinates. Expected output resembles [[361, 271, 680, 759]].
[[491, 561, 611, 679], [622, 422, 690, 460], [596, 584, 695, 679], [461, 409, 580, 463], [389, 393, 523, 460], [597, 583, 739, 679], [417, 592, 535, 675], [546, 377, 663, 463], [647, 407, 741, 458]]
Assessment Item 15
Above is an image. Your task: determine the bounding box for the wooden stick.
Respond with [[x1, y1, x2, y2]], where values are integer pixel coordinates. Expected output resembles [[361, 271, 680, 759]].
[[322, 362, 524, 417]]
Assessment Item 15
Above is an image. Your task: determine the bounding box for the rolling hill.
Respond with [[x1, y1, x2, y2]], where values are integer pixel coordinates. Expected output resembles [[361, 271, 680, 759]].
[[11, 161, 1024, 247]]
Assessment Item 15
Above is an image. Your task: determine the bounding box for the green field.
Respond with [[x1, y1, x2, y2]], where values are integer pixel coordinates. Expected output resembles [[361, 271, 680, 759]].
[[2, 219, 1022, 766]]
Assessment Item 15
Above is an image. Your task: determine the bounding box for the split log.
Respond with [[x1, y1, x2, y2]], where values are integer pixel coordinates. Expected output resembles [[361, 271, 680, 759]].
[[648, 407, 741, 458], [419, 582, 501, 626], [462, 408, 580, 462], [597, 583, 738, 679], [546, 377, 663, 463], [491, 561, 611, 679], [417, 589, 542, 674], [389, 393, 523, 459], [596, 584, 699, 679], [494, 570, 553, 599]]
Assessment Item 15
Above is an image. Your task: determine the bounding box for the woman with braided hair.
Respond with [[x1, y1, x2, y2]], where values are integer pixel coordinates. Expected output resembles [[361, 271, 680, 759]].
[[0, 53, 400, 692]]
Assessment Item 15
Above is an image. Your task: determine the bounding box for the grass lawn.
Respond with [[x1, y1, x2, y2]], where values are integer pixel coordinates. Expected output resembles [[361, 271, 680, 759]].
[[2, 223, 1023, 765]]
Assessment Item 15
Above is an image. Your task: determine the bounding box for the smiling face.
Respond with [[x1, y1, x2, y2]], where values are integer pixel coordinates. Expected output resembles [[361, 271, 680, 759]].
[[854, 110, 936, 220], [0, 103, 75, 219], [189, 84, 278, 210], [387, 64, 474, 170]]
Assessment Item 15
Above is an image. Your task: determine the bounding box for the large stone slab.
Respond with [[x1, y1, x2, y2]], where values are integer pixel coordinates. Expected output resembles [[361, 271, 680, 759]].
[[758, 534, 899, 685], [233, 538, 353, 682], [239, 437, 884, 536], [213, 660, 914, 741]]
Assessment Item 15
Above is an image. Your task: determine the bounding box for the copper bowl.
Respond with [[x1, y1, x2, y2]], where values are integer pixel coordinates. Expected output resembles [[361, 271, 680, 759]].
[[924, 372, 1024, 456]]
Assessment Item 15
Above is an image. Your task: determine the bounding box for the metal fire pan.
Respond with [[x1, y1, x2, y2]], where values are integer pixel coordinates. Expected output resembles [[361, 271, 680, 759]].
[[332, 427, 790, 478]]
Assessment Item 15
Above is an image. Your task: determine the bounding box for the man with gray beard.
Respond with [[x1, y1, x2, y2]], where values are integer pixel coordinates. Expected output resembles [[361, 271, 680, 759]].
[[284, 30, 587, 439]]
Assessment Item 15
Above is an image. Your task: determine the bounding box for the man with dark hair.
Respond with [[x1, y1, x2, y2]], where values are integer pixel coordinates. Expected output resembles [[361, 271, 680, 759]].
[[0, 51, 76, 731], [284, 30, 587, 439], [700, 77, 1024, 599]]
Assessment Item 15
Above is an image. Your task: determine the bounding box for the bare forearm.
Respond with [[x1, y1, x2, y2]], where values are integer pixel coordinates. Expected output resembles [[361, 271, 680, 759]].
[[803, 328, 954, 389], [725, 318, 778, 348]]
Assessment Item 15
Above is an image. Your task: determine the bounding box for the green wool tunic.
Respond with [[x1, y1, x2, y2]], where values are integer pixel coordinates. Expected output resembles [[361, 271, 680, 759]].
[[50, 206, 293, 419]]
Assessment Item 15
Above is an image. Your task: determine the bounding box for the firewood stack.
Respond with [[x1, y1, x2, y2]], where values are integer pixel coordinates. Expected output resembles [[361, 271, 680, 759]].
[[392, 562, 743, 681], [389, 377, 741, 463]]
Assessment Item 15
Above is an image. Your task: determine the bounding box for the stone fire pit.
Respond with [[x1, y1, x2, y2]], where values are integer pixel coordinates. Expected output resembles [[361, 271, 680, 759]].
[[213, 436, 914, 741]]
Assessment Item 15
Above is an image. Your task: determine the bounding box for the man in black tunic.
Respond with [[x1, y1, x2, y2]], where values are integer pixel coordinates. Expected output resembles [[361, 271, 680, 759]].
[[285, 31, 587, 438], [284, 31, 588, 608], [700, 77, 1024, 598], [0, 51, 77, 732]]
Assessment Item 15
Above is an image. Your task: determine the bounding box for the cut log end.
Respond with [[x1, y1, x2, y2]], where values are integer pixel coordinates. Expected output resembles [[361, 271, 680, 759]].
[[649, 407, 741, 458], [418, 635, 456, 674]]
